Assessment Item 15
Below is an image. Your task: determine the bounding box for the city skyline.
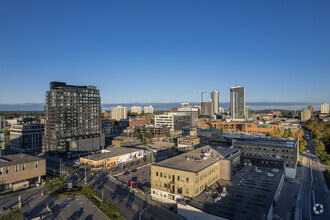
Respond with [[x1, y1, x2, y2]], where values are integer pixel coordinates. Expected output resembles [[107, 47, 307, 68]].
[[1, 1, 330, 105]]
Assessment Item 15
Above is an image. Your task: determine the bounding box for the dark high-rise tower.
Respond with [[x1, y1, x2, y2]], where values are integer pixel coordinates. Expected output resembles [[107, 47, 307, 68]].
[[230, 86, 245, 119], [43, 82, 104, 157]]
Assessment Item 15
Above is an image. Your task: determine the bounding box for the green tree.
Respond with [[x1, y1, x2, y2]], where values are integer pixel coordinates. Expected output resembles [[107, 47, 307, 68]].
[[55, 176, 66, 190], [121, 131, 126, 136], [45, 177, 54, 192], [81, 184, 95, 199], [133, 129, 140, 139], [4, 129, 10, 136], [144, 132, 153, 140], [299, 139, 307, 152], [151, 155, 155, 162], [166, 133, 171, 138], [0, 208, 24, 220], [221, 127, 226, 133]]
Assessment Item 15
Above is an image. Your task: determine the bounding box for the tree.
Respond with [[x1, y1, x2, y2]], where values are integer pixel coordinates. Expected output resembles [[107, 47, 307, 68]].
[[299, 139, 307, 152], [121, 131, 126, 136], [133, 129, 140, 139], [55, 176, 66, 190], [4, 129, 10, 136], [144, 132, 153, 140], [81, 184, 95, 199], [45, 177, 54, 192], [0, 208, 24, 220], [151, 155, 155, 162], [166, 133, 171, 138], [221, 127, 226, 133]]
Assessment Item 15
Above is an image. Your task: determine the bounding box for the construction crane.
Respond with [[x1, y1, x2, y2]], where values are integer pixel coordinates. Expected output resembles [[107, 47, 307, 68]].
[[189, 91, 209, 103]]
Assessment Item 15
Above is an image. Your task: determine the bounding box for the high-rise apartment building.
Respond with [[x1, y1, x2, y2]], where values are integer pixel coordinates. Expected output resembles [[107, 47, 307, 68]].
[[131, 106, 142, 114], [0, 116, 5, 156], [301, 108, 312, 122], [43, 82, 104, 157], [210, 90, 219, 114], [200, 102, 214, 116], [111, 106, 128, 121], [321, 102, 329, 114], [144, 105, 154, 114], [230, 86, 246, 120], [245, 106, 251, 120]]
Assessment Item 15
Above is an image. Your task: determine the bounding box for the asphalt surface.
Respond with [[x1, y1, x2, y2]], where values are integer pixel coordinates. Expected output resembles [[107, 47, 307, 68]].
[[0, 186, 108, 220]]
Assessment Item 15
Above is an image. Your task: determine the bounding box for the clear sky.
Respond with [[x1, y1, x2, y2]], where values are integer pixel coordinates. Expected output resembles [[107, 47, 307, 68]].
[[0, 0, 329, 104]]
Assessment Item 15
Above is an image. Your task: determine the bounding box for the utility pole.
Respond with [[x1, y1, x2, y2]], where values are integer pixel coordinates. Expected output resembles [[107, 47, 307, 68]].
[[102, 189, 104, 202], [84, 167, 86, 185], [60, 158, 62, 176]]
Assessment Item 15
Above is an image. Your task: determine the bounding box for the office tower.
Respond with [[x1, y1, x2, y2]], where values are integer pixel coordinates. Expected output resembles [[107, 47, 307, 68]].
[[211, 90, 219, 114], [245, 106, 251, 120], [200, 102, 214, 116], [43, 82, 104, 157], [230, 86, 246, 119], [144, 105, 154, 114], [111, 106, 128, 121], [178, 107, 199, 128], [301, 107, 312, 121], [321, 102, 329, 114], [0, 116, 5, 156], [131, 106, 142, 114], [10, 124, 44, 152]]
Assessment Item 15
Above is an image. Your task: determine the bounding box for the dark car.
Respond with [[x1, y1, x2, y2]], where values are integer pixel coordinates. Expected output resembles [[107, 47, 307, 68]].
[[123, 171, 130, 175], [131, 169, 137, 173]]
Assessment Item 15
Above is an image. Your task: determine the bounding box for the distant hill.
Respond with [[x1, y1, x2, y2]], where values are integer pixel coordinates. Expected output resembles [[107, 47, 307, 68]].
[[0, 102, 322, 111]]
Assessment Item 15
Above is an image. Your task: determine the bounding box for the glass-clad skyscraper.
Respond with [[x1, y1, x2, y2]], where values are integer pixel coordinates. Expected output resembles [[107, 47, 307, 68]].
[[230, 86, 246, 119]]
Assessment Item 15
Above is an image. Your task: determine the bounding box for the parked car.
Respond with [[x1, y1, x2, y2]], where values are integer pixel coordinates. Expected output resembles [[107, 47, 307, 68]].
[[131, 169, 137, 173], [123, 171, 130, 175], [127, 180, 136, 186]]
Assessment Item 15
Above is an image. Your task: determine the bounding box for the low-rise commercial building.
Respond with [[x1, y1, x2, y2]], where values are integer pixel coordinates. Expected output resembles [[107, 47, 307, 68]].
[[208, 133, 298, 178], [0, 154, 46, 193], [151, 145, 240, 205], [178, 166, 284, 220], [138, 125, 170, 139], [177, 136, 200, 151], [10, 124, 44, 152], [112, 136, 140, 147], [129, 117, 152, 128], [80, 147, 144, 168], [155, 115, 174, 130]]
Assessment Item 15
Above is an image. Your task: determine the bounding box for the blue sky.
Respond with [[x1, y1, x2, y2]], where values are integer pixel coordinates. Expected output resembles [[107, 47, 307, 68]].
[[0, 0, 329, 104]]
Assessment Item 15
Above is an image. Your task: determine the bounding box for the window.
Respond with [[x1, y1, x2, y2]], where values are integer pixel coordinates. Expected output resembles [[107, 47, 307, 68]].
[[156, 181, 158, 186], [6, 167, 9, 174], [15, 165, 19, 172], [186, 178, 189, 183], [177, 176, 180, 181], [0, 168, 3, 175], [160, 182, 163, 187], [181, 177, 183, 182], [160, 172, 162, 177], [156, 172, 158, 176], [168, 174, 171, 179], [153, 190, 155, 194], [186, 188, 189, 194], [34, 161, 38, 168], [164, 173, 166, 178], [169, 195, 175, 200]]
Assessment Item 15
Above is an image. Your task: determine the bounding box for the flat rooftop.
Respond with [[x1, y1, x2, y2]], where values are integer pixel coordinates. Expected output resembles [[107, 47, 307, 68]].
[[152, 145, 239, 173], [0, 153, 44, 167], [187, 166, 284, 220], [82, 147, 142, 161]]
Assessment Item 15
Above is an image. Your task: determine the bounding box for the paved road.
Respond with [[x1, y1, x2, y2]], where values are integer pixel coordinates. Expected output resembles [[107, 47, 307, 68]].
[[302, 130, 330, 220], [87, 170, 184, 220]]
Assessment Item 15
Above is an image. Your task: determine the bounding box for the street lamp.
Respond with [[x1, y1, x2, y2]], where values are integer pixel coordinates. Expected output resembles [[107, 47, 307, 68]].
[[139, 208, 147, 220]]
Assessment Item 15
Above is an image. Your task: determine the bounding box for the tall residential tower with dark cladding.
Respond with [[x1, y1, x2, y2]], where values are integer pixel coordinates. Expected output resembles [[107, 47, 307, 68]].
[[43, 82, 104, 157]]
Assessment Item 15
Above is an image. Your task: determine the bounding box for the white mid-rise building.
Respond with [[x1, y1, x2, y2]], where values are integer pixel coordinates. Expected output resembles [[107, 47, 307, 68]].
[[321, 102, 329, 114], [155, 115, 174, 130], [111, 106, 127, 121], [131, 106, 142, 114], [144, 105, 154, 114], [0, 116, 5, 156]]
